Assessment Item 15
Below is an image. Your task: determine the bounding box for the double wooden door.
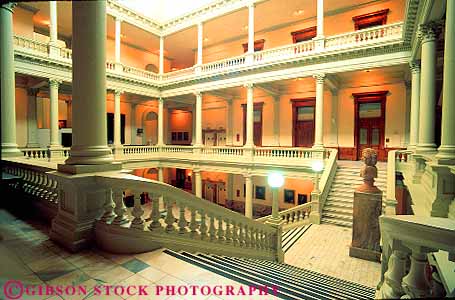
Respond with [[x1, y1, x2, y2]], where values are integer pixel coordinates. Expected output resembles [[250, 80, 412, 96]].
[[292, 98, 315, 147], [242, 104, 263, 146], [357, 117, 383, 159]]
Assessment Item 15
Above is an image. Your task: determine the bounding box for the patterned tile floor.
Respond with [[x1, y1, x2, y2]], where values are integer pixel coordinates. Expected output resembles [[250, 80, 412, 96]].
[[0, 209, 280, 300]]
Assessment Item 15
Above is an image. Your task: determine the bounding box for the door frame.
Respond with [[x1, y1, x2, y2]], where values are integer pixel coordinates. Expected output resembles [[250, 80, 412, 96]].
[[241, 102, 264, 146], [291, 98, 316, 147], [353, 91, 388, 160]]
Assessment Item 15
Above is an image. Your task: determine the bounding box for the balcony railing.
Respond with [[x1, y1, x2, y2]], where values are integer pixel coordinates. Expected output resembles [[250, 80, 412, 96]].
[[13, 22, 403, 86]]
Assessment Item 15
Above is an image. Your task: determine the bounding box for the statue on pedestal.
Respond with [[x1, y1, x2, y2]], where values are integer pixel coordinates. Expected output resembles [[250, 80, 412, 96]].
[[357, 148, 381, 193]]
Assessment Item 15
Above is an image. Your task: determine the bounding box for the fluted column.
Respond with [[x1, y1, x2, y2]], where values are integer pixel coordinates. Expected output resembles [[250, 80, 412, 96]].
[[63, 0, 114, 167], [226, 99, 233, 145], [197, 22, 203, 66], [244, 174, 253, 219], [194, 92, 203, 147], [26, 88, 40, 148], [437, 0, 455, 163], [246, 3, 255, 63], [113, 90, 122, 147], [328, 90, 339, 147], [157, 98, 164, 146], [416, 22, 440, 153], [159, 36, 164, 74], [49, 1, 58, 44], [313, 74, 325, 149], [408, 61, 421, 150], [49, 79, 61, 148], [1, 3, 21, 157], [273, 96, 280, 146], [114, 17, 122, 64], [194, 169, 202, 198], [403, 81, 411, 148], [245, 83, 254, 147], [316, 0, 324, 37], [130, 103, 136, 145]]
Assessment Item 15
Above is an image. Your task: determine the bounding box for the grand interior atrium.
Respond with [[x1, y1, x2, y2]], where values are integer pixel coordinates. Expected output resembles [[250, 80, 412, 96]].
[[1, 0, 454, 299]]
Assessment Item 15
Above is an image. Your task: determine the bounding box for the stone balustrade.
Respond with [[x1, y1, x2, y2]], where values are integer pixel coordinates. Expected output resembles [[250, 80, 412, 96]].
[[95, 173, 283, 261], [12, 22, 403, 86], [378, 215, 455, 298], [256, 202, 311, 231], [20, 147, 70, 161]]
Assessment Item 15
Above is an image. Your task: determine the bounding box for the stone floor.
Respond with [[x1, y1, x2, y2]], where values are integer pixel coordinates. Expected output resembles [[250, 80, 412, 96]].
[[0, 209, 279, 300], [285, 223, 381, 288]]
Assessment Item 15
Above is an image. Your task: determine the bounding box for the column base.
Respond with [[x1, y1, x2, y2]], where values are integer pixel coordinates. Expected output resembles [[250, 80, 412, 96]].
[[415, 143, 437, 154], [57, 162, 122, 175], [65, 145, 114, 165], [48, 145, 65, 161], [25, 143, 41, 148], [1, 143, 22, 157], [113, 144, 124, 160], [407, 144, 417, 151], [435, 145, 455, 165]]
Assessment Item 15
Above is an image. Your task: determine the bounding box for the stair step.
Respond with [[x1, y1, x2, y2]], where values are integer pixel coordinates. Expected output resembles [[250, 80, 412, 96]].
[[324, 202, 353, 210], [322, 207, 353, 215], [322, 212, 353, 222], [321, 218, 352, 228], [282, 224, 312, 253], [163, 250, 375, 300]]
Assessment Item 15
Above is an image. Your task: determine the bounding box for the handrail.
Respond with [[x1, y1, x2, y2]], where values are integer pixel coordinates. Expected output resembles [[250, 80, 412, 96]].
[[317, 148, 338, 216], [378, 215, 455, 298], [256, 202, 311, 230], [254, 39, 315, 63], [384, 150, 413, 215], [13, 35, 48, 54], [200, 54, 247, 73], [96, 173, 282, 261]]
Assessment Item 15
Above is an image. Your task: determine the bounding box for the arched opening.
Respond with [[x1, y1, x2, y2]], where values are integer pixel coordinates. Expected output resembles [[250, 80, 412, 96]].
[[145, 64, 159, 73], [143, 111, 158, 145]]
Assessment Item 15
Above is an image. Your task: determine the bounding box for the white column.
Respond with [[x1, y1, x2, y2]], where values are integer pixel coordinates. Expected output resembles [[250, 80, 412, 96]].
[[194, 92, 203, 146], [194, 169, 202, 198], [436, 0, 455, 162], [403, 80, 411, 148], [226, 99, 233, 145], [130, 103, 136, 145], [245, 84, 254, 147], [227, 173, 234, 201], [113, 90, 122, 146], [313, 74, 325, 149], [114, 17, 122, 64], [64, 0, 113, 167], [159, 36, 164, 74], [273, 96, 280, 146], [416, 23, 440, 154], [26, 88, 40, 148], [49, 1, 58, 44], [157, 98, 164, 146], [1, 3, 21, 156], [408, 61, 421, 150], [316, 0, 324, 37], [247, 4, 255, 54], [197, 22, 203, 66], [49, 79, 61, 148], [244, 174, 253, 218], [328, 89, 339, 147]]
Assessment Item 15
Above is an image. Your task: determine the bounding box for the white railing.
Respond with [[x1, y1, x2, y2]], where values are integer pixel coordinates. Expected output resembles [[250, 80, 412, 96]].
[[2, 161, 59, 220], [254, 147, 327, 160], [313, 148, 338, 223], [20, 147, 70, 160], [200, 55, 246, 73], [95, 173, 283, 261], [201, 146, 244, 157], [254, 39, 315, 63], [123, 145, 160, 156], [256, 202, 311, 231], [162, 145, 194, 153], [325, 22, 403, 50], [60, 47, 72, 60], [13, 35, 48, 54], [385, 150, 413, 215], [106, 61, 116, 71], [161, 67, 195, 81], [378, 215, 455, 298], [122, 65, 161, 81]]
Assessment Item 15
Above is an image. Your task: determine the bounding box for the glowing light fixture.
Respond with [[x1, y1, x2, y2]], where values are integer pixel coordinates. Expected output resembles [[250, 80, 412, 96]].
[[268, 172, 284, 188], [311, 160, 324, 172]]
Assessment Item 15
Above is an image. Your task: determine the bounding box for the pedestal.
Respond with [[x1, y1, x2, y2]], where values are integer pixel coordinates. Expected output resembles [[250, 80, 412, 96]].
[[349, 190, 382, 262]]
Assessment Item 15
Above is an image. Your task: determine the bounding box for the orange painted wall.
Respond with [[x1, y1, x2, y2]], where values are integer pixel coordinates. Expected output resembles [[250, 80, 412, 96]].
[[15, 87, 28, 147], [169, 109, 193, 144], [13, 7, 34, 38]]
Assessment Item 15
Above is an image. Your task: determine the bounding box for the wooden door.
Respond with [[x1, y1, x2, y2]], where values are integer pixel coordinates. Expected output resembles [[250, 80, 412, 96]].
[[242, 103, 263, 146], [292, 98, 315, 147], [353, 91, 387, 161]]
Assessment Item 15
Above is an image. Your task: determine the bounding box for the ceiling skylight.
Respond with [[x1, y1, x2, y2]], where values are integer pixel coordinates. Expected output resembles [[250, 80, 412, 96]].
[[117, 0, 218, 23]]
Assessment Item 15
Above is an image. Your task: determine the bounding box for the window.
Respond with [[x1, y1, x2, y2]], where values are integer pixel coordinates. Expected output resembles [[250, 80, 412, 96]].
[[284, 189, 295, 204], [297, 194, 307, 205], [297, 106, 315, 121], [242, 39, 265, 53], [352, 9, 389, 30], [291, 26, 317, 43], [359, 102, 381, 118]]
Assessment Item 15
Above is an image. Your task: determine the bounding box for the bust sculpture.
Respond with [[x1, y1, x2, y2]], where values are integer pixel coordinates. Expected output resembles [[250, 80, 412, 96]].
[[356, 148, 381, 193]]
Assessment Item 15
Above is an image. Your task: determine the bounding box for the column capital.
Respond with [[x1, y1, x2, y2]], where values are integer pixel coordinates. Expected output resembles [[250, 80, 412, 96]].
[[114, 89, 123, 96], [49, 79, 62, 87], [243, 83, 254, 89], [418, 22, 442, 43], [313, 73, 326, 83], [194, 91, 202, 97], [1, 3, 17, 12], [330, 88, 338, 96], [247, 2, 255, 9], [27, 88, 39, 97], [158, 97, 164, 103], [115, 16, 123, 23], [409, 60, 421, 73]]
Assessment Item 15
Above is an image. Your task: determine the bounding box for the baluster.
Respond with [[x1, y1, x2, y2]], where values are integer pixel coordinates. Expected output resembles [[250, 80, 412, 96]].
[[209, 214, 217, 241], [238, 223, 244, 246], [245, 224, 251, 248], [251, 228, 257, 249], [131, 194, 145, 229], [401, 248, 432, 298], [148, 196, 161, 230], [380, 248, 409, 299], [224, 219, 232, 244], [101, 189, 115, 222], [49, 179, 58, 203], [164, 198, 175, 232], [232, 221, 239, 246], [200, 210, 208, 239], [178, 205, 187, 234], [217, 217, 224, 242], [189, 207, 198, 238], [113, 189, 129, 225]]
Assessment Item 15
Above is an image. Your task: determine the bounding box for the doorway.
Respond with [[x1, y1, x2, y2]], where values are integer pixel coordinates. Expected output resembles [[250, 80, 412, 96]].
[[242, 103, 263, 146], [353, 91, 387, 161], [292, 98, 315, 147]]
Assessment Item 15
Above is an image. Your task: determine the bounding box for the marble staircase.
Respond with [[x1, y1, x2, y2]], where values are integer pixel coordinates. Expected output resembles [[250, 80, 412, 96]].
[[164, 249, 376, 300], [322, 162, 387, 227]]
